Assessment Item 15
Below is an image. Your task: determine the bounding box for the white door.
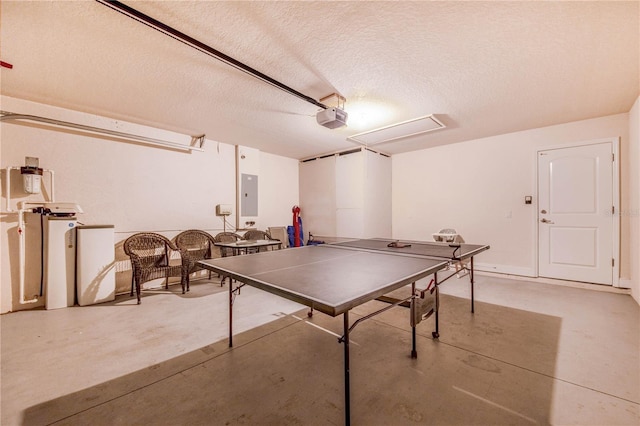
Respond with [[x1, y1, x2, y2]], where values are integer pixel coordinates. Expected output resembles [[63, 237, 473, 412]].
[[538, 143, 614, 285]]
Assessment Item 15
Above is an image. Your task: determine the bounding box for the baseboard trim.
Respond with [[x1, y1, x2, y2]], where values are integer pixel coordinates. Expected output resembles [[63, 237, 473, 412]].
[[474, 262, 535, 278], [476, 270, 631, 295]]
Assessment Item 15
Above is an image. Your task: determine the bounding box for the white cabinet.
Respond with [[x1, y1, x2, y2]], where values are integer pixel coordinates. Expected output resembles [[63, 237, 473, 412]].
[[76, 225, 115, 306], [300, 148, 391, 239]]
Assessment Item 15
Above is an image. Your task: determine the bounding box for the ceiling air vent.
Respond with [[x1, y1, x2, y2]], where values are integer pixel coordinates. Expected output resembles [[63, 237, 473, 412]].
[[347, 114, 445, 146]]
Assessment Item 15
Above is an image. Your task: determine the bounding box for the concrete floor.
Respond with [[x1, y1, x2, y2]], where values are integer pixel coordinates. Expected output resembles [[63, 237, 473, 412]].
[[1, 273, 639, 425]]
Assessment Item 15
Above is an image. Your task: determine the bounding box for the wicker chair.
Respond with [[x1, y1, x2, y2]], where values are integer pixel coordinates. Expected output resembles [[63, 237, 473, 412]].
[[123, 232, 189, 304], [242, 229, 271, 241], [243, 229, 274, 253], [214, 232, 242, 258], [175, 230, 217, 287]]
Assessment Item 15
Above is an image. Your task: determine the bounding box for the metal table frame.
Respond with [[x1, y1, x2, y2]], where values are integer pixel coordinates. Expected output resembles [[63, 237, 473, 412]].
[[329, 239, 490, 337], [199, 242, 488, 425], [214, 239, 282, 256]]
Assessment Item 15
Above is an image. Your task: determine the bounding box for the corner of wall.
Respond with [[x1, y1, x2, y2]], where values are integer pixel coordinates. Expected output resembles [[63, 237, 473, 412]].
[[628, 95, 640, 306]]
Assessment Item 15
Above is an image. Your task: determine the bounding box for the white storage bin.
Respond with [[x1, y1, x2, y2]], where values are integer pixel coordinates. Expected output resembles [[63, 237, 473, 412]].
[[76, 225, 115, 306]]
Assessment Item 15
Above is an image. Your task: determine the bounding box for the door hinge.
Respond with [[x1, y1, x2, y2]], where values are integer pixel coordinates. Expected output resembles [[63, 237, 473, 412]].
[[612, 153, 615, 162], [612, 258, 615, 267], [612, 206, 615, 215]]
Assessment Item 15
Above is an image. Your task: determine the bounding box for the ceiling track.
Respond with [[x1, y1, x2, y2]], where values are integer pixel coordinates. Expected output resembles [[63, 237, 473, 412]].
[[96, 0, 329, 110], [0, 111, 205, 152]]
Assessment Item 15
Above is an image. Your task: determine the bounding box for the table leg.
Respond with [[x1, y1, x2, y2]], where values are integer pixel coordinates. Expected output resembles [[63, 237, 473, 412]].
[[343, 311, 351, 426], [229, 277, 233, 348], [433, 271, 440, 339], [470, 257, 475, 314], [411, 281, 417, 358]]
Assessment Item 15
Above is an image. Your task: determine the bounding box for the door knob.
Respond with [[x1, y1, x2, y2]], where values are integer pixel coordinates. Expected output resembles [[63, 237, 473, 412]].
[[540, 218, 554, 224]]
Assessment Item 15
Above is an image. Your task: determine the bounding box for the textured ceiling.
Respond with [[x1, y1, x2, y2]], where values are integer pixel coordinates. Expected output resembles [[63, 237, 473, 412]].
[[1, 1, 638, 160]]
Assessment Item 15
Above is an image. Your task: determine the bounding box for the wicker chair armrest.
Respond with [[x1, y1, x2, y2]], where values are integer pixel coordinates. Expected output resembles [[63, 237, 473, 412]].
[[178, 248, 199, 264], [166, 239, 181, 252]]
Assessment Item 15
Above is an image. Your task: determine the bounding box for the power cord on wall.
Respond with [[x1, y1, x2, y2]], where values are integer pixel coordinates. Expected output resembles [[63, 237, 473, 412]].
[[222, 216, 237, 233]]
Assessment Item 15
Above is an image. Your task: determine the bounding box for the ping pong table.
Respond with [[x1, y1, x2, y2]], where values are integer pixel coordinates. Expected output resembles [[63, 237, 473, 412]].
[[199, 238, 489, 425], [330, 238, 490, 337]]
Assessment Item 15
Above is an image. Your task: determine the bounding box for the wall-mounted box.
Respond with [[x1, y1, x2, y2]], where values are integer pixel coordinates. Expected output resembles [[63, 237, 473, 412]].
[[216, 204, 232, 216]]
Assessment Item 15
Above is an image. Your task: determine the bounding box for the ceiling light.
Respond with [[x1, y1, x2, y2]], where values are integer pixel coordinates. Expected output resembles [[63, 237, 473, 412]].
[[347, 114, 446, 146], [344, 101, 395, 131]]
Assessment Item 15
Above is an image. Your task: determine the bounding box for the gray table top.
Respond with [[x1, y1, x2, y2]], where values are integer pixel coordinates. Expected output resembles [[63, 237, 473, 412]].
[[329, 238, 490, 261], [199, 244, 448, 317]]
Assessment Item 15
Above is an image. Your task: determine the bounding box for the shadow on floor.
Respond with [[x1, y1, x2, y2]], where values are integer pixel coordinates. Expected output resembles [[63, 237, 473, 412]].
[[21, 295, 561, 425]]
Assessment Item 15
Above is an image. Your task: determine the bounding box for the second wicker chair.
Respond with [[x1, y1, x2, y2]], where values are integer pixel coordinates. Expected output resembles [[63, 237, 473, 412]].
[[175, 230, 218, 289]]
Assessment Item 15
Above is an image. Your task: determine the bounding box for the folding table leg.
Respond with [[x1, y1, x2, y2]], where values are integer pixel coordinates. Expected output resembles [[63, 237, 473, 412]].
[[229, 278, 234, 347], [411, 281, 417, 358], [228, 278, 242, 348], [343, 311, 351, 426], [470, 257, 475, 313], [432, 271, 440, 339]]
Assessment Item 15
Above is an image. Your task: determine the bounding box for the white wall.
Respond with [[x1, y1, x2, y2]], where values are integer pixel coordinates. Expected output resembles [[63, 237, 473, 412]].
[[393, 113, 631, 280], [628, 96, 640, 304], [0, 96, 299, 313], [258, 150, 300, 230]]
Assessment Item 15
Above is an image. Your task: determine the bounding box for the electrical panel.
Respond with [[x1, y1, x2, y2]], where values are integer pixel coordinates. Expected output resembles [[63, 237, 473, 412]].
[[240, 174, 258, 217]]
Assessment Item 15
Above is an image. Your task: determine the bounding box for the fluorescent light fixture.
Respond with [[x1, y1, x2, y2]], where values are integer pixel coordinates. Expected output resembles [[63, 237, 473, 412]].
[[347, 114, 445, 146]]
